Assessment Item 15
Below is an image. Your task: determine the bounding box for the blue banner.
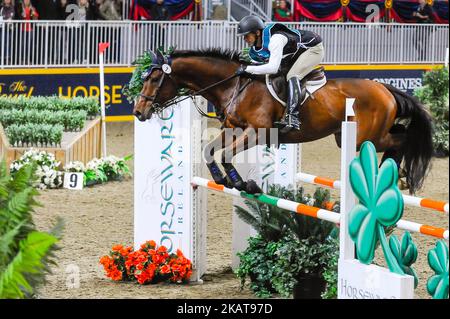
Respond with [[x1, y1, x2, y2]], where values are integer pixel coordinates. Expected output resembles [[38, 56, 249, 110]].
[[0, 67, 432, 120]]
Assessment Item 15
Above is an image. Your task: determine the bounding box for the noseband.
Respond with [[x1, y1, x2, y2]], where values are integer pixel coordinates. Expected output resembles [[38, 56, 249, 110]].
[[138, 74, 165, 102]]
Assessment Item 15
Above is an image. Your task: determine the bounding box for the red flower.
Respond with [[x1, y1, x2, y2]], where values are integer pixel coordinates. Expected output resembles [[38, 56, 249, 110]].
[[100, 240, 192, 285], [112, 244, 123, 252], [157, 246, 167, 253], [160, 265, 171, 274]]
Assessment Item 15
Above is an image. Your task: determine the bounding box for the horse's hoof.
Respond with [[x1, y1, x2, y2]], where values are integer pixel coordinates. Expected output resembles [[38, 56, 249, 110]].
[[398, 178, 410, 191], [399, 168, 407, 179], [224, 177, 234, 189], [214, 177, 233, 189], [233, 180, 247, 192], [246, 180, 263, 195]]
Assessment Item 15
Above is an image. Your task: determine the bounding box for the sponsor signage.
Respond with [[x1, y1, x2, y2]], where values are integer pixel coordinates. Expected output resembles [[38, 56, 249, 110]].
[[0, 66, 439, 119]]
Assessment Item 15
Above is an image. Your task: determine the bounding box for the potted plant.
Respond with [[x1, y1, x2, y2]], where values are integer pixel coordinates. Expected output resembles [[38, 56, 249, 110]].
[[234, 185, 339, 299], [414, 66, 449, 157], [271, 233, 338, 299]]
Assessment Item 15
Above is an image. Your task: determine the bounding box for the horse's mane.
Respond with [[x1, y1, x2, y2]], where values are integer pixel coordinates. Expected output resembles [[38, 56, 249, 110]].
[[171, 48, 243, 63], [171, 48, 267, 82]]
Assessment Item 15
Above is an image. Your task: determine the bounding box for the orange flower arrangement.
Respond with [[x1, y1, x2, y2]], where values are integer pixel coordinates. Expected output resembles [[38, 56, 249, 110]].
[[99, 240, 193, 285]]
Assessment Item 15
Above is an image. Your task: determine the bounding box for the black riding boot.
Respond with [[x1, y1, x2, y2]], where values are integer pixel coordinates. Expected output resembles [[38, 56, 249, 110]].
[[275, 77, 301, 133]]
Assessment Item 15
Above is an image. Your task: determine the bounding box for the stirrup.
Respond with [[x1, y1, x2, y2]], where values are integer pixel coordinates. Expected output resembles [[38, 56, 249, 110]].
[[280, 123, 300, 134], [278, 115, 300, 133]]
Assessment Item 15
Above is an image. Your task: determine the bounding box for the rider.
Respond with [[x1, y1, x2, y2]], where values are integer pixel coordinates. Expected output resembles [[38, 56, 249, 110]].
[[235, 15, 324, 132]]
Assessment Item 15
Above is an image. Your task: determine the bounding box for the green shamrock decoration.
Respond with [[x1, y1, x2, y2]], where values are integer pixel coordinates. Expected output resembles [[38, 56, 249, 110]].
[[389, 232, 418, 288], [348, 141, 405, 274], [427, 240, 449, 299]]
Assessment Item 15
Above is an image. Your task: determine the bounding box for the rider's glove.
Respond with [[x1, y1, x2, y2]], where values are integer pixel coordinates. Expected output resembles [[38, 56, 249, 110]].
[[235, 65, 248, 76]]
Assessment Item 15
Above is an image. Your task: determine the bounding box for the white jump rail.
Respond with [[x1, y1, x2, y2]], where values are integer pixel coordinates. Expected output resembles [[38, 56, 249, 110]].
[[296, 172, 449, 214], [191, 177, 449, 240]]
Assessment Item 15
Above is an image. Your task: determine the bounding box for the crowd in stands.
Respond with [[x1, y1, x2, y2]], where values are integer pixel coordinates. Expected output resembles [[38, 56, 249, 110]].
[[273, 0, 448, 24], [0, 0, 123, 21], [3, 1, 447, 23]]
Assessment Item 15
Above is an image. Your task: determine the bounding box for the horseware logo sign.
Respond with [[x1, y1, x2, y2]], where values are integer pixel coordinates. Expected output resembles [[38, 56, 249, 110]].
[[162, 64, 172, 74]]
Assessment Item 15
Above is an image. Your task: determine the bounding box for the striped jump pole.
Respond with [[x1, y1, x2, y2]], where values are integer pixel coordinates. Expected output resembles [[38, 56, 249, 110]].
[[192, 177, 340, 223], [191, 177, 449, 240], [296, 172, 449, 214]]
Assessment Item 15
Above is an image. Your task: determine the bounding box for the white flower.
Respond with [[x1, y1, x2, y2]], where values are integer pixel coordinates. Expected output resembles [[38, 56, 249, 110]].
[[64, 161, 85, 172]]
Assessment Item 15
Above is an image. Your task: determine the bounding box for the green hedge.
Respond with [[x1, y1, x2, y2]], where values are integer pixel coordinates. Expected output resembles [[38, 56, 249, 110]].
[[5, 124, 64, 147], [0, 96, 100, 147], [0, 109, 87, 132], [0, 96, 100, 118]]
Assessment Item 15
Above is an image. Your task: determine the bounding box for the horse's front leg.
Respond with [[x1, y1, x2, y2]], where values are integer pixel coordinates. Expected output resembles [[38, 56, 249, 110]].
[[203, 129, 234, 188], [220, 127, 263, 194]]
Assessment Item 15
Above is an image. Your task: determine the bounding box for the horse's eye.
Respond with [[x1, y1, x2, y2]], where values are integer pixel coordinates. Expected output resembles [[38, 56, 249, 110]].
[[151, 77, 159, 83]]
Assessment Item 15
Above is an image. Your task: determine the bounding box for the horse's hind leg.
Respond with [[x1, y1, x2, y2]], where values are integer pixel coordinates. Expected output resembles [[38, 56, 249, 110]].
[[380, 124, 407, 176], [220, 127, 264, 194]]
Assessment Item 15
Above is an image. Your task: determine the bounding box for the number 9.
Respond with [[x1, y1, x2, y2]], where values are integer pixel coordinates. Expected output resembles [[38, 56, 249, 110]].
[[70, 173, 78, 188]]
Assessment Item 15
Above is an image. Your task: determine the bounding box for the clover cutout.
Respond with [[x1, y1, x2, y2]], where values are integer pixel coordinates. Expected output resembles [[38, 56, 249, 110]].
[[389, 232, 418, 288], [427, 240, 449, 299], [348, 141, 405, 274]]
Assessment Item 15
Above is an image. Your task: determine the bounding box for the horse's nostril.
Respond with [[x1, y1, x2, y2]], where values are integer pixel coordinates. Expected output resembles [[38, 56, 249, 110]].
[[134, 111, 141, 117]]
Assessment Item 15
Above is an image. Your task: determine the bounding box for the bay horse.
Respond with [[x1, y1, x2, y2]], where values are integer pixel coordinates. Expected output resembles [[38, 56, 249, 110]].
[[133, 49, 433, 195]]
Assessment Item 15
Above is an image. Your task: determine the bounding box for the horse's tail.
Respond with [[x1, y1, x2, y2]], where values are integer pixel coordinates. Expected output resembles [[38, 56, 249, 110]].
[[382, 83, 434, 195]]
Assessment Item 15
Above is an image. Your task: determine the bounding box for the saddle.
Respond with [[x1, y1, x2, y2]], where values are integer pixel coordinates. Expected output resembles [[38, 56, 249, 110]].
[[266, 66, 327, 107]]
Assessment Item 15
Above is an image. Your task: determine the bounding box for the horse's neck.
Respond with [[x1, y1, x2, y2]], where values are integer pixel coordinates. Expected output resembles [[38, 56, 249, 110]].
[[172, 57, 238, 110]]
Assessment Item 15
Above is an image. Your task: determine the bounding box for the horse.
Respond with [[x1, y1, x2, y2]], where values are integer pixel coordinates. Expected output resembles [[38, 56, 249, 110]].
[[133, 48, 433, 195]]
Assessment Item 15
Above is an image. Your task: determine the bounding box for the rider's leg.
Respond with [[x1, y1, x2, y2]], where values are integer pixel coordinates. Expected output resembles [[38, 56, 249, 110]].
[[274, 76, 301, 133], [275, 43, 325, 133]]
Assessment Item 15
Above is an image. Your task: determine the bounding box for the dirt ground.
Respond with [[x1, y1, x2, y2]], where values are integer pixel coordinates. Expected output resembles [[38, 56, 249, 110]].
[[34, 121, 448, 299]]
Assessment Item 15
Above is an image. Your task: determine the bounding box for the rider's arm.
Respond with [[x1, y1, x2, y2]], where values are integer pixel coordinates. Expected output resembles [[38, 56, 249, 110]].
[[245, 34, 288, 75]]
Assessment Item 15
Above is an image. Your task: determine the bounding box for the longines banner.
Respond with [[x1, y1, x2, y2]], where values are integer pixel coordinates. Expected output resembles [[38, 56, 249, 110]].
[[0, 65, 440, 120]]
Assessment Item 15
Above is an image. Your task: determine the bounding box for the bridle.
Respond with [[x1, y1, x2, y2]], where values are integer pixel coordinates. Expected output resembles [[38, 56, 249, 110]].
[[138, 72, 166, 103], [138, 57, 174, 115], [138, 53, 246, 118]]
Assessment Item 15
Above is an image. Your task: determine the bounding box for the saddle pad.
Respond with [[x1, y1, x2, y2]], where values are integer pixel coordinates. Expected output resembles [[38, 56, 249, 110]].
[[265, 75, 327, 107]]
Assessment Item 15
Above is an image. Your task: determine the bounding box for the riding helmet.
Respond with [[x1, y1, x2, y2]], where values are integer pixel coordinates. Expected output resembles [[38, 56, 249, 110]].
[[237, 15, 265, 36]]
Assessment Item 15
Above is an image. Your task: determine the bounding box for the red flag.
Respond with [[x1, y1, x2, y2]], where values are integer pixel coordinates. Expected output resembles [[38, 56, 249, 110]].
[[99, 42, 110, 54]]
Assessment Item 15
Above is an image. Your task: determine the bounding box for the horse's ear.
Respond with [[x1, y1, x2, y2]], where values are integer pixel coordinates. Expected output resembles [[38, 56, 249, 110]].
[[156, 48, 165, 64], [167, 46, 176, 55], [149, 50, 157, 64]]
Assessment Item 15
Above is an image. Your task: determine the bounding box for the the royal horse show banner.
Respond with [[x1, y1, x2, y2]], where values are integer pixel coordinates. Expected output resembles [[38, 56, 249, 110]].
[[0, 64, 442, 121]]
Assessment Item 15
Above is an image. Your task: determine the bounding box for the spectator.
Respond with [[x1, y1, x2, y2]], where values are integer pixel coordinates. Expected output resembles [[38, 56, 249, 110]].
[[413, 0, 433, 61], [413, 0, 432, 24], [77, 0, 95, 20], [95, 0, 122, 63], [96, 0, 121, 20], [1, 0, 15, 19], [67, 0, 94, 64], [31, 1, 62, 64], [150, 0, 171, 51], [273, 0, 292, 22], [1, 0, 16, 64], [150, 0, 170, 21], [211, 2, 227, 20], [31, 0, 59, 20], [17, 0, 39, 65]]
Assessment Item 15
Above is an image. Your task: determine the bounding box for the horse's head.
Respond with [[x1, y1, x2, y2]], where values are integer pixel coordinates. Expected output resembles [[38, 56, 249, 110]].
[[133, 50, 178, 121]]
